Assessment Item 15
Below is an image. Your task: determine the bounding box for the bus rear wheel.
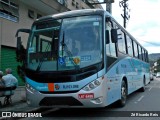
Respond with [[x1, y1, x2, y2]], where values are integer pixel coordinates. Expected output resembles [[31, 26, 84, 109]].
[[139, 77, 146, 92], [117, 80, 127, 107]]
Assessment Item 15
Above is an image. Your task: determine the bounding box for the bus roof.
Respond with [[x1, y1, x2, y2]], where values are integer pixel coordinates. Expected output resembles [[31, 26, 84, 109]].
[[34, 9, 148, 53], [35, 9, 106, 22]]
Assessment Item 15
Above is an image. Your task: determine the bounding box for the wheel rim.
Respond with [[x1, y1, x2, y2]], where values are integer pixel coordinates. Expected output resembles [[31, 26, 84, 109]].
[[121, 82, 126, 103]]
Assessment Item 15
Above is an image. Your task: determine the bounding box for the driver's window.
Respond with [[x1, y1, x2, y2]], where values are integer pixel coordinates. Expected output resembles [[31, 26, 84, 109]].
[[106, 22, 117, 58]]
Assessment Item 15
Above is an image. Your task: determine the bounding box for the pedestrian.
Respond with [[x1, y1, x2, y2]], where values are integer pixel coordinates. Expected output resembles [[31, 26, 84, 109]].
[[2, 68, 18, 105], [0, 71, 5, 106], [2, 68, 18, 87], [0, 71, 5, 88]]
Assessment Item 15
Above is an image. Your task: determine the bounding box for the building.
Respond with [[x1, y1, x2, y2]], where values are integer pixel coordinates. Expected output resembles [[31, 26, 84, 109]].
[[0, 0, 103, 85]]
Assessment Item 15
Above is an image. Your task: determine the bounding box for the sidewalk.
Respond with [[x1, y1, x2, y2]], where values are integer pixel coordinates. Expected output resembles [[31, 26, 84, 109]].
[[0, 87, 37, 112]]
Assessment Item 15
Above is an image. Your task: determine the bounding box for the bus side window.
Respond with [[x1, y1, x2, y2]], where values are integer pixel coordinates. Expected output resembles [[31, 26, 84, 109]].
[[146, 51, 149, 62], [126, 35, 133, 57], [142, 49, 145, 61], [133, 41, 138, 58], [105, 21, 117, 68], [138, 45, 142, 60], [117, 29, 126, 54]]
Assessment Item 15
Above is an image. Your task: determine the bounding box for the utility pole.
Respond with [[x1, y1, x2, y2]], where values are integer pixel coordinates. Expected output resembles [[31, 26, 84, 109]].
[[119, 0, 130, 28], [105, 0, 114, 13], [89, 0, 114, 13]]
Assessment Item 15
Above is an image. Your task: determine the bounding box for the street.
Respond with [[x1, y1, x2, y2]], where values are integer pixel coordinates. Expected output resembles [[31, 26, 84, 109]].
[[19, 77, 160, 120]]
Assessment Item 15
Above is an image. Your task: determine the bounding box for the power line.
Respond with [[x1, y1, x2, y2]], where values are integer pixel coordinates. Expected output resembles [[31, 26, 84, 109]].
[[138, 39, 160, 46]]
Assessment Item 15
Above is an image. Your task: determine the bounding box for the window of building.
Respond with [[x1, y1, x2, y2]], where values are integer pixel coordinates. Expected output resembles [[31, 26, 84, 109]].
[[126, 35, 133, 56], [76, 2, 79, 8], [57, 0, 64, 5], [28, 9, 34, 19], [57, 0, 67, 7], [37, 13, 42, 19], [0, 0, 19, 22], [133, 41, 138, 58], [72, 0, 75, 6]]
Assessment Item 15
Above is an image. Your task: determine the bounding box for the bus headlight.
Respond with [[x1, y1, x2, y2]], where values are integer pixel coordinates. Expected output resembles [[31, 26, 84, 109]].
[[82, 79, 102, 91], [26, 83, 35, 93]]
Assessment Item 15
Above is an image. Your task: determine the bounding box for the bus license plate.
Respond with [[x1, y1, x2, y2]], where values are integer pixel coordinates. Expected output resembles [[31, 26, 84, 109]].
[[78, 93, 94, 99]]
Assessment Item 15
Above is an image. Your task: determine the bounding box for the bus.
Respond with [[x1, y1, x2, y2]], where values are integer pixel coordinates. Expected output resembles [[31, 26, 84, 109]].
[[16, 9, 150, 108]]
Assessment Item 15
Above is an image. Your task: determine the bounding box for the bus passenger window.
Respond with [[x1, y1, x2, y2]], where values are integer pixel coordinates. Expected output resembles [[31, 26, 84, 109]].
[[117, 29, 126, 54], [105, 21, 117, 68], [138, 46, 142, 60], [106, 22, 117, 57], [133, 41, 138, 58], [126, 36, 133, 56], [142, 49, 145, 61]]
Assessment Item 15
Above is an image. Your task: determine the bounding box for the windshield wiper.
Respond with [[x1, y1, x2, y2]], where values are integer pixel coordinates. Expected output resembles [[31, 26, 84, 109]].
[[61, 32, 80, 69], [36, 43, 51, 71]]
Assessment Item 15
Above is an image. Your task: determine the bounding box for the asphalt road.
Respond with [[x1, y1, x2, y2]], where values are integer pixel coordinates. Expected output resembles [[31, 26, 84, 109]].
[[19, 77, 160, 120]]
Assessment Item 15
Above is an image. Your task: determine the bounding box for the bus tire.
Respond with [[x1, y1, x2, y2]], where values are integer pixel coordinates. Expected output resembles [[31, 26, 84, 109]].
[[139, 77, 145, 92], [117, 80, 127, 107]]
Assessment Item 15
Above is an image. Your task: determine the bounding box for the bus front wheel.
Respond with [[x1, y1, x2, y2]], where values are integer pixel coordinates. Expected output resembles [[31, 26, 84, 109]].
[[117, 80, 127, 107]]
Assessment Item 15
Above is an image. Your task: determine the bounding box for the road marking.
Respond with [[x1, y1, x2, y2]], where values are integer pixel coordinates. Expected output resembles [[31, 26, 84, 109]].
[[148, 87, 152, 91], [137, 95, 144, 102]]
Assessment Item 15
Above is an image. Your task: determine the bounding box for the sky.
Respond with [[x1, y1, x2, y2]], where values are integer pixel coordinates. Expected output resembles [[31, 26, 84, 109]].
[[101, 0, 160, 54]]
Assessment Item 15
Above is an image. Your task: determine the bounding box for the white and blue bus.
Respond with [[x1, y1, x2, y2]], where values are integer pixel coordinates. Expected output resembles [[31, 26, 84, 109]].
[[16, 9, 150, 108]]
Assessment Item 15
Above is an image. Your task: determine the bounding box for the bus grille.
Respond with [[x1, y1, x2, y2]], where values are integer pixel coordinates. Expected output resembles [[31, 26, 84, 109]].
[[39, 97, 83, 106]]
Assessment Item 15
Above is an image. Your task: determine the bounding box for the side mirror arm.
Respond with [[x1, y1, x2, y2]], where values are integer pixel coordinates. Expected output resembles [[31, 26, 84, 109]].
[[15, 29, 30, 37]]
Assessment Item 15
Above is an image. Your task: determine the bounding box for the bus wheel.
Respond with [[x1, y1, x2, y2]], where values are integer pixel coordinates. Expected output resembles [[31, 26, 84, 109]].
[[139, 77, 145, 92], [118, 80, 127, 107]]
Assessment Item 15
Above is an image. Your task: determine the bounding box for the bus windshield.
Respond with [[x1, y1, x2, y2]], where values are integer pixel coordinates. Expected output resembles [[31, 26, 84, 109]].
[[27, 15, 103, 71]]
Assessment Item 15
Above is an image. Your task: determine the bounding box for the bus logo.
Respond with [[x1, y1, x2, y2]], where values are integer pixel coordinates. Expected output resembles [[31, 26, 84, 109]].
[[78, 93, 94, 99], [55, 84, 60, 90]]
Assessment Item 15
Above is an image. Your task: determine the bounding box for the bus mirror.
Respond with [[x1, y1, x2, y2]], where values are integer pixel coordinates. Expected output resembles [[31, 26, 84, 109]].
[[106, 17, 111, 22], [17, 37, 22, 51], [15, 29, 30, 37], [16, 36, 26, 62], [111, 29, 118, 43], [106, 30, 110, 44]]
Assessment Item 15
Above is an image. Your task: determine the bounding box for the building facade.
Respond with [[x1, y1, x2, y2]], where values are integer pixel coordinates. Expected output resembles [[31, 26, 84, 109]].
[[0, 0, 103, 85]]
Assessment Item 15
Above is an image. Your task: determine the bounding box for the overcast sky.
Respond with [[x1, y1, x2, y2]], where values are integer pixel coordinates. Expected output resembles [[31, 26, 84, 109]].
[[102, 0, 160, 54]]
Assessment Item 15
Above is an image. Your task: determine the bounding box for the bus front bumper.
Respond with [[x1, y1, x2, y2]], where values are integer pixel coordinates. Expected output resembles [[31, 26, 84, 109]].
[[26, 85, 107, 108]]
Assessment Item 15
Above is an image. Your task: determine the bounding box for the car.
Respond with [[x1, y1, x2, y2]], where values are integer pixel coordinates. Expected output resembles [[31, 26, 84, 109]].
[[156, 72, 160, 78]]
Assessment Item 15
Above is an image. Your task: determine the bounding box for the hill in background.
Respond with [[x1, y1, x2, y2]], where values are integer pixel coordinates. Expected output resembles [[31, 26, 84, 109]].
[[149, 53, 160, 66], [149, 53, 160, 62]]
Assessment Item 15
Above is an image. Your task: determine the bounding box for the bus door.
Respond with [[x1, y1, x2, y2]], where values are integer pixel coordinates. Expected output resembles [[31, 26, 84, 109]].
[[105, 19, 119, 104]]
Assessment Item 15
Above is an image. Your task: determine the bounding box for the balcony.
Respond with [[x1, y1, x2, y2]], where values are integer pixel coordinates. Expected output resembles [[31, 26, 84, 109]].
[[21, 0, 69, 15]]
